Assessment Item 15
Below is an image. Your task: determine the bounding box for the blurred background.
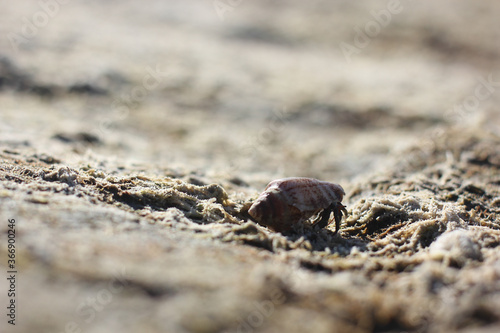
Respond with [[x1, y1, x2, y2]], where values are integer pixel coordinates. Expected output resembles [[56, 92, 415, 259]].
[[1, 0, 500, 185]]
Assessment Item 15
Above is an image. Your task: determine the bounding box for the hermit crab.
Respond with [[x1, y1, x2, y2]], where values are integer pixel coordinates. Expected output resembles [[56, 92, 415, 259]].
[[248, 177, 347, 234]]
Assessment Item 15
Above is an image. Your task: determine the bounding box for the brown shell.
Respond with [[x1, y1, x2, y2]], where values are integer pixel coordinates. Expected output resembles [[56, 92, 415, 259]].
[[248, 177, 345, 232]]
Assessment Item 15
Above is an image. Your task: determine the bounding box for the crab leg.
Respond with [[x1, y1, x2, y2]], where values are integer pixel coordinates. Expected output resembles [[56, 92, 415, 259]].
[[332, 203, 347, 235], [312, 204, 335, 229]]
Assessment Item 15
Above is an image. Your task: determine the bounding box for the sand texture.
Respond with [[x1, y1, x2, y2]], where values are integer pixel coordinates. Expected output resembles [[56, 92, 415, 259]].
[[1, 1, 500, 332]]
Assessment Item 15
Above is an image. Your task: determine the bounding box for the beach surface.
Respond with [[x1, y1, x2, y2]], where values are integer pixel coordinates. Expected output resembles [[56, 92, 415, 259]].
[[1, 1, 500, 332]]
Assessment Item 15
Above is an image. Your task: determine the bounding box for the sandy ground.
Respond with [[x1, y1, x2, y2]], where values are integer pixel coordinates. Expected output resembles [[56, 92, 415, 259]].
[[1, 1, 500, 332]]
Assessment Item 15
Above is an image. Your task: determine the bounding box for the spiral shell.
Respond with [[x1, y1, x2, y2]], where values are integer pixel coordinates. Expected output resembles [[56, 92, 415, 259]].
[[248, 177, 346, 233]]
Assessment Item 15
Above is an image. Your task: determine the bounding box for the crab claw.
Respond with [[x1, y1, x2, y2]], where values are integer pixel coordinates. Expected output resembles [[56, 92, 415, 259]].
[[312, 202, 347, 234], [332, 203, 347, 235]]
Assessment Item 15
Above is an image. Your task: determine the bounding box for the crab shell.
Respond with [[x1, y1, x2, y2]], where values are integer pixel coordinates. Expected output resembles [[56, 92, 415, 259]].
[[248, 177, 345, 233]]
